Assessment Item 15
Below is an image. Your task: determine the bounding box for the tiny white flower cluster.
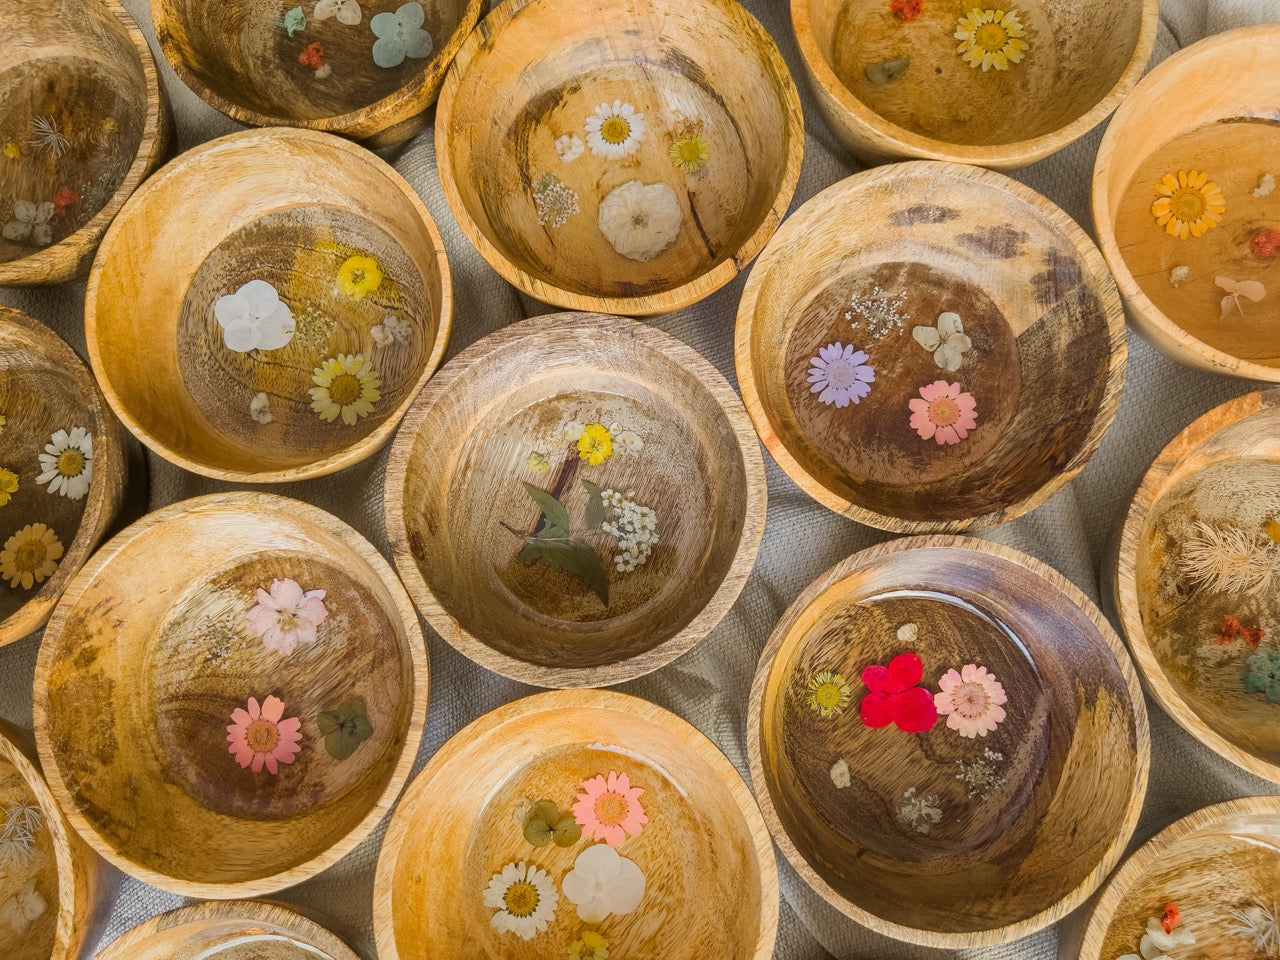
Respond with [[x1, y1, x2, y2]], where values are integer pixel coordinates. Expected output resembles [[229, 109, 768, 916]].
[[600, 489, 659, 573], [846, 285, 909, 338]]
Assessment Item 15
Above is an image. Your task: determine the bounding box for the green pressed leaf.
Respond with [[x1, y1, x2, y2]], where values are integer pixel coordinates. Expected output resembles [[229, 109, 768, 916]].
[[522, 482, 569, 538], [582, 480, 605, 530], [538, 538, 609, 606], [516, 541, 542, 564], [316, 711, 340, 735], [552, 814, 582, 847], [317, 697, 373, 761], [523, 800, 560, 846], [866, 57, 909, 84]]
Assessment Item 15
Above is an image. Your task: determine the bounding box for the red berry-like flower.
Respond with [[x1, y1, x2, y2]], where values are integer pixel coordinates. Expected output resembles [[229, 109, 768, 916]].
[[859, 652, 938, 733], [1251, 228, 1280, 259], [1161, 902, 1181, 934], [299, 42, 326, 68], [890, 0, 923, 20], [51, 187, 79, 215], [1217, 615, 1265, 650]]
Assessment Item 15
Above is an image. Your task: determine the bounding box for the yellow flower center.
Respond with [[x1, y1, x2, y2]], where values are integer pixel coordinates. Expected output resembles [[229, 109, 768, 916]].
[[599, 116, 631, 145], [329, 373, 361, 406], [975, 21, 1009, 51], [57, 449, 85, 477], [503, 880, 539, 917], [929, 397, 960, 426], [813, 682, 843, 709], [350, 269, 365, 286], [13, 540, 46, 572], [1170, 187, 1207, 221], [594, 791, 629, 827], [245, 719, 280, 753], [676, 140, 703, 163]]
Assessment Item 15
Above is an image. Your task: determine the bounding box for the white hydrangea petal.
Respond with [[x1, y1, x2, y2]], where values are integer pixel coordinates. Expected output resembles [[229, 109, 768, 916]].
[[238, 279, 280, 315], [576, 894, 610, 924], [373, 36, 407, 67], [370, 9, 396, 34], [255, 302, 296, 350], [337, 0, 362, 24], [607, 855, 645, 914], [214, 293, 249, 325], [912, 326, 941, 351], [404, 28, 433, 58], [222, 317, 261, 353], [12, 200, 36, 222], [560, 867, 596, 905], [398, 1, 425, 28], [937, 311, 964, 337]]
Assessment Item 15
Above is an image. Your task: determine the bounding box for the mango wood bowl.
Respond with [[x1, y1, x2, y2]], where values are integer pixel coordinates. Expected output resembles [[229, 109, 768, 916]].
[[735, 161, 1125, 533], [94, 900, 361, 960], [373, 689, 778, 958], [747, 536, 1149, 948], [32, 492, 429, 899], [85, 127, 452, 483], [0, 719, 108, 960], [153, 0, 484, 147], [1093, 24, 1280, 381], [792, 0, 1157, 170], [435, 0, 804, 315], [1115, 389, 1280, 785], [0, 307, 126, 648], [0, 0, 169, 286], [385, 313, 766, 687], [1079, 797, 1280, 960]]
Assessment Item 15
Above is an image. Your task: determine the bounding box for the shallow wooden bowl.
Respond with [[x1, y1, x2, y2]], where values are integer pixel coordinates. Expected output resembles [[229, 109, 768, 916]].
[[33, 492, 428, 898], [1115, 389, 1280, 785], [1093, 24, 1280, 381], [793, 0, 1157, 169], [85, 127, 452, 483], [1079, 797, 1280, 960], [385, 313, 766, 687], [735, 161, 1125, 533], [153, 0, 483, 147], [435, 0, 804, 315], [373, 689, 778, 958], [747, 536, 1149, 948], [0, 307, 125, 648], [0, 0, 168, 286]]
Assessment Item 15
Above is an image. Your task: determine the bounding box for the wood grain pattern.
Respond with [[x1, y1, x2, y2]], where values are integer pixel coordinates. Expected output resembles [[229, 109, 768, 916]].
[[0, 0, 169, 286], [735, 161, 1126, 533], [434, 0, 804, 315], [794, 0, 1157, 169], [84, 127, 452, 483], [747, 535, 1150, 948], [372, 689, 779, 959], [384, 312, 766, 688], [1093, 24, 1280, 381], [32, 492, 429, 899]]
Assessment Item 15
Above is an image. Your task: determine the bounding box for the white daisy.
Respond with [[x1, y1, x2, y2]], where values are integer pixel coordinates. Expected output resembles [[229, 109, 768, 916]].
[[555, 134, 584, 162], [482, 861, 558, 940], [597, 180, 681, 261], [585, 101, 645, 158], [36, 426, 92, 500]]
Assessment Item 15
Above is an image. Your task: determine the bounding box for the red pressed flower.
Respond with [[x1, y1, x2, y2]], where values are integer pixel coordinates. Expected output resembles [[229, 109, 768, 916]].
[[1161, 902, 1181, 934], [51, 187, 79, 215], [299, 42, 326, 68], [1217, 615, 1265, 651], [890, 0, 923, 20], [1251, 228, 1280, 259], [859, 652, 938, 733]]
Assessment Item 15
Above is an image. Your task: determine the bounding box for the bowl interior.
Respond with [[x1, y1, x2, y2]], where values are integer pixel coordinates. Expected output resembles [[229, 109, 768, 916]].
[[0, 0, 148, 267], [757, 544, 1140, 934], [804, 0, 1143, 147], [40, 498, 418, 887], [90, 132, 445, 477], [743, 166, 1115, 525], [0, 746, 59, 960], [104, 909, 357, 960], [442, 0, 796, 300]]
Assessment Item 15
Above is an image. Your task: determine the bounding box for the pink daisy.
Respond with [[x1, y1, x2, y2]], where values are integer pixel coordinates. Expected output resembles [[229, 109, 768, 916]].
[[908, 380, 978, 445], [808, 342, 875, 408], [245, 578, 329, 655], [572, 771, 648, 847], [226, 695, 302, 773], [934, 664, 1007, 737]]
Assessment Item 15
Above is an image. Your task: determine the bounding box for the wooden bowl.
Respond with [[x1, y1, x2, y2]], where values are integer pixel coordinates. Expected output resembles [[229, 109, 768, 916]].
[[373, 689, 778, 958], [0, 0, 169, 286], [747, 536, 1149, 948], [1115, 389, 1280, 785], [153, 0, 484, 147], [33, 492, 428, 898], [735, 161, 1126, 533], [0, 719, 107, 960], [1093, 24, 1280, 381], [0, 306, 126, 648], [792, 0, 1157, 170], [1079, 797, 1280, 960], [85, 127, 452, 483], [435, 0, 804, 315], [385, 313, 766, 687]]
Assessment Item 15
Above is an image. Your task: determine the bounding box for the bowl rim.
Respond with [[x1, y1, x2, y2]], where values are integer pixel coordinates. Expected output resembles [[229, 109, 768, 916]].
[[383, 311, 767, 688], [1114, 387, 1280, 785], [1077, 795, 1280, 960], [1091, 23, 1280, 383], [0, 0, 170, 287], [0, 306, 127, 648], [791, 0, 1160, 170], [31, 490, 430, 899], [733, 159, 1128, 533], [83, 125, 454, 484], [150, 0, 485, 143], [371, 688, 781, 960], [745, 534, 1151, 948], [433, 0, 805, 316]]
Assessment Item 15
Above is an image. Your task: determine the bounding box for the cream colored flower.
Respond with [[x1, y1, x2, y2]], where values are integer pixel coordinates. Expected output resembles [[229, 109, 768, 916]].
[[1, 523, 63, 590], [36, 427, 92, 500], [955, 8, 1029, 71], [597, 180, 682, 262], [309, 354, 382, 425], [585, 101, 645, 158]]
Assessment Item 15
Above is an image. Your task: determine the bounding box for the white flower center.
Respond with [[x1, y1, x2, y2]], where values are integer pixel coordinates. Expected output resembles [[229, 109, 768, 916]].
[[824, 359, 857, 389]]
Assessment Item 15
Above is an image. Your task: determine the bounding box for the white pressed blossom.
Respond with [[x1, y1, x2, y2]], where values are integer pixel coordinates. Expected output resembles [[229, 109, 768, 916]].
[[1178, 520, 1278, 598], [555, 134, 584, 162], [27, 116, 69, 158], [897, 787, 942, 834], [249, 392, 273, 425], [897, 622, 919, 644], [1169, 265, 1190, 287], [314, 0, 361, 24], [482, 861, 558, 940], [1255, 173, 1276, 198], [597, 180, 681, 262], [912, 311, 973, 372], [0, 878, 46, 935], [561, 843, 645, 923], [600, 488, 659, 572], [371, 1, 433, 68], [2, 201, 54, 246], [214, 279, 296, 353], [829, 758, 851, 788], [36, 426, 92, 500]]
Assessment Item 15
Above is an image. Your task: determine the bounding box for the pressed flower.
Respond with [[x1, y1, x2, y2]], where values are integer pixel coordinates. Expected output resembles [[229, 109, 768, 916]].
[[310, 354, 382, 425], [371, 2, 433, 68], [577, 422, 613, 466], [249, 392, 273, 425], [337, 254, 383, 299], [100, 117, 119, 135], [1217, 275, 1266, 319], [897, 622, 919, 644], [585, 100, 646, 158], [561, 844, 645, 923], [865, 57, 910, 84], [829, 758, 851, 789], [860, 652, 938, 732], [0, 878, 46, 936], [1229, 902, 1280, 955], [533, 172, 580, 228], [283, 5, 306, 34], [572, 771, 647, 847], [1216, 615, 1265, 651], [1161, 902, 1181, 935], [1179, 520, 1278, 598], [1255, 173, 1277, 198], [569, 931, 609, 960], [527, 451, 550, 473], [808, 342, 875, 407], [669, 133, 710, 174], [1244, 650, 1280, 703], [890, 0, 923, 19], [955, 747, 1006, 798], [1136, 915, 1196, 958], [1252, 228, 1280, 259], [955, 8, 1029, 72], [214, 279, 296, 352], [51, 187, 78, 216], [807, 670, 852, 717], [245, 577, 329, 655], [909, 380, 978, 445], [0, 469, 16, 507], [3, 200, 54, 246], [846, 285, 909, 337], [523, 799, 582, 848], [555, 134, 584, 162], [1268, 518, 1280, 545], [0, 523, 62, 589], [28, 116, 69, 158], [483, 861, 558, 940], [597, 180, 682, 261], [934, 663, 1007, 737], [912, 312, 972, 372], [616, 430, 642, 453], [314, 0, 361, 24], [1, 143, 19, 159], [1152, 170, 1225, 239], [1169, 265, 1190, 287], [600, 489, 658, 572], [36, 426, 92, 500], [316, 697, 373, 760], [226, 695, 302, 774], [897, 787, 942, 834], [299, 41, 326, 68]]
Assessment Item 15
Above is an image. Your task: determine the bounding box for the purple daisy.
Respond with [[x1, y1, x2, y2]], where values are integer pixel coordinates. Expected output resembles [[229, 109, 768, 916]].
[[808, 342, 875, 407]]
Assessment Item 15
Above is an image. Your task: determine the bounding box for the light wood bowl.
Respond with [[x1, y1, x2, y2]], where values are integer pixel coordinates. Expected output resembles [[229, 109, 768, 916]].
[[85, 127, 452, 483], [0, 0, 169, 286], [33, 492, 428, 899], [1079, 797, 1280, 960], [373, 689, 779, 958], [735, 161, 1126, 533], [792, 0, 1157, 170], [385, 313, 766, 687], [1093, 24, 1280, 381], [435, 0, 804, 315], [153, 0, 484, 148], [1115, 389, 1280, 785], [0, 306, 126, 648], [747, 536, 1149, 948], [0, 719, 108, 960]]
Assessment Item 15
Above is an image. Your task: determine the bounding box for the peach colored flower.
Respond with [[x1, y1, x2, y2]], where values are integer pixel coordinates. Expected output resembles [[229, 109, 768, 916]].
[[245, 578, 329, 655], [934, 664, 1007, 737], [572, 771, 648, 847], [226, 695, 302, 773], [909, 380, 978, 445]]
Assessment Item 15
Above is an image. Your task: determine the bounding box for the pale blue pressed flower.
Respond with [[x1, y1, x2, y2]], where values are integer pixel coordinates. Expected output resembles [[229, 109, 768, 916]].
[[371, 2, 433, 68], [283, 6, 306, 36]]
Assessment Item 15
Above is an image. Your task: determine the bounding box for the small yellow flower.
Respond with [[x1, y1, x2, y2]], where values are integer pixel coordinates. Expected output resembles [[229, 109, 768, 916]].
[[309, 354, 382, 426], [807, 670, 852, 718], [100, 117, 119, 135], [1152, 170, 1226, 239], [1, 522, 63, 590], [527, 451, 550, 473], [0, 469, 17, 507], [955, 8, 1030, 71], [0, 414, 6, 433], [576, 422, 613, 466], [669, 133, 711, 174], [2, 143, 19, 159], [1267, 518, 1280, 545], [569, 931, 609, 960], [337, 254, 384, 299]]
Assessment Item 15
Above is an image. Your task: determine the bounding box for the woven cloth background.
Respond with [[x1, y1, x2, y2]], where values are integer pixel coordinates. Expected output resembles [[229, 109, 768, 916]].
[[2, 0, 1279, 956]]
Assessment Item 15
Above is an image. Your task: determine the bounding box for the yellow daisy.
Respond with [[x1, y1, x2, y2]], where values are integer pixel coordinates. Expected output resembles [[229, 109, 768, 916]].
[[1, 523, 63, 590], [0, 469, 17, 507], [309, 354, 382, 426], [570, 931, 610, 959], [337, 254, 383, 299], [1151, 170, 1226, 239], [807, 670, 852, 718], [576, 422, 613, 466], [669, 133, 711, 174], [955, 8, 1030, 72]]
